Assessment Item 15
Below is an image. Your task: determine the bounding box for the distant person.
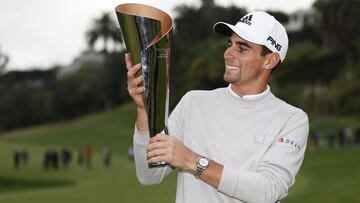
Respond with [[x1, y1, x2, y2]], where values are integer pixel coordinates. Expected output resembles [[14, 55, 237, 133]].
[[21, 148, 29, 169], [339, 128, 346, 147], [77, 148, 84, 168], [355, 127, 360, 146], [127, 146, 134, 161], [43, 147, 58, 170], [61, 148, 72, 169], [344, 127, 353, 146], [49, 147, 59, 170], [326, 129, 335, 148], [102, 145, 112, 167], [311, 130, 321, 149], [84, 145, 92, 169], [42, 150, 50, 170], [13, 148, 21, 170]]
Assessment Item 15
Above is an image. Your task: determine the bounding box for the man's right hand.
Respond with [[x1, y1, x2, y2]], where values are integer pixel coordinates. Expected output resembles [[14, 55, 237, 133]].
[[125, 53, 145, 109], [125, 53, 149, 132]]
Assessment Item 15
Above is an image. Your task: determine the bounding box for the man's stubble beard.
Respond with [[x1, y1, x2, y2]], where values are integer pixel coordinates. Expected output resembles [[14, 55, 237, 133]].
[[223, 70, 241, 84]]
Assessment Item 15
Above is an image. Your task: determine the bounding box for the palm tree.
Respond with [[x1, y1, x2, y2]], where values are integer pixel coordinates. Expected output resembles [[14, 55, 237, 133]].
[[86, 12, 123, 53]]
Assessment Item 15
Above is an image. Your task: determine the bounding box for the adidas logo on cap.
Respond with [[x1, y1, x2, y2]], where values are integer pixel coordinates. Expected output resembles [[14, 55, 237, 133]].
[[238, 14, 253, 25]]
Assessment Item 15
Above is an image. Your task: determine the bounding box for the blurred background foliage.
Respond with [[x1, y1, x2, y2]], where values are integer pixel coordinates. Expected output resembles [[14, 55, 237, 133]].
[[0, 0, 360, 132]]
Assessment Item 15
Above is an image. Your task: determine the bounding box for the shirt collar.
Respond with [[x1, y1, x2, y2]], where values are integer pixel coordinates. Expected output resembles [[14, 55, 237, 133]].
[[228, 84, 270, 100]]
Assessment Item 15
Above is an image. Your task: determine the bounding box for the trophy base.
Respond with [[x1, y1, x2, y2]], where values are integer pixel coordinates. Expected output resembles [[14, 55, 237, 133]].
[[148, 161, 168, 168]]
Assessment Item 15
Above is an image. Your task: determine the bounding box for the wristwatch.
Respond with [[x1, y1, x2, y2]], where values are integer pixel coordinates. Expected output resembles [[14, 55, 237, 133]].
[[194, 156, 210, 179]]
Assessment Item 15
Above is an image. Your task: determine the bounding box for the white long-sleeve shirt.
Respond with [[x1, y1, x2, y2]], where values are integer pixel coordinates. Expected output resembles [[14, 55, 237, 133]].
[[133, 86, 309, 203]]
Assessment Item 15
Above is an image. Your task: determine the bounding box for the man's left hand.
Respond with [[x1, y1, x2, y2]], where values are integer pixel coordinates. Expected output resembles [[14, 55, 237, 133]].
[[147, 134, 198, 172]]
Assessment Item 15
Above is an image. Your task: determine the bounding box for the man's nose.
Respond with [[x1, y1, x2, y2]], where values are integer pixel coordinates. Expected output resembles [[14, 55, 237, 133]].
[[224, 47, 235, 60]]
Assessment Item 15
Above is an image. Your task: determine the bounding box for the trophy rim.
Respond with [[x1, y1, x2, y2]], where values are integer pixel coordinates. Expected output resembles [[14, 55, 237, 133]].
[[115, 3, 173, 36]]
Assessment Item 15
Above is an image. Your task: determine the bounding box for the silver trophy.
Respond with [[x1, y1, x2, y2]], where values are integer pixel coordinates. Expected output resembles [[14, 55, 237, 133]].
[[115, 3, 173, 167]]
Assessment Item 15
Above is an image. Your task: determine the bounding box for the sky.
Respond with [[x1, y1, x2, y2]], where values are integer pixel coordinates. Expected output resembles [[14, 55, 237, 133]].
[[0, 0, 316, 71]]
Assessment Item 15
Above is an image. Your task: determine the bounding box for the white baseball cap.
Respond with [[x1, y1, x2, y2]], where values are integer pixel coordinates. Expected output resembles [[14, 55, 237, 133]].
[[214, 11, 289, 62]]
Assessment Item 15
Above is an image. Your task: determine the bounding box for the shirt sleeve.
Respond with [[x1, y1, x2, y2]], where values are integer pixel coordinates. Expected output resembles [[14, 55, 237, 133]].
[[133, 93, 189, 185], [217, 111, 309, 203], [133, 126, 174, 185]]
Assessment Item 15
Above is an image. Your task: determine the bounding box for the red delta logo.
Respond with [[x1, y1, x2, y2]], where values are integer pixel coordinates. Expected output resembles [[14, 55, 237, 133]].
[[279, 137, 302, 151]]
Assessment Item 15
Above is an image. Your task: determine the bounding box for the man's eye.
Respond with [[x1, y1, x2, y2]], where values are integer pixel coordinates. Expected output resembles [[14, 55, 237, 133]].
[[239, 46, 247, 51], [227, 42, 232, 47]]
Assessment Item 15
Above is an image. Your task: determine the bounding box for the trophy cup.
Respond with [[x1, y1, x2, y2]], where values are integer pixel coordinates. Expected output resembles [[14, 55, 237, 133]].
[[115, 3, 173, 167]]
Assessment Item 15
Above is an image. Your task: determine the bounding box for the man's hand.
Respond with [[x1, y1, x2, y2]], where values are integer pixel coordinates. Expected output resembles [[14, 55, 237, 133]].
[[125, 53, 148, 132], [125, 53, 145, 109], [147, 134, 198, 172]]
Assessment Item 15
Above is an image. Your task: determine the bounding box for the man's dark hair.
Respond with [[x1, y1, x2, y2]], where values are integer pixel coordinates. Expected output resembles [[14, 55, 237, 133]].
[[260, 45, 280, 72], [260, 45, 273, 56]]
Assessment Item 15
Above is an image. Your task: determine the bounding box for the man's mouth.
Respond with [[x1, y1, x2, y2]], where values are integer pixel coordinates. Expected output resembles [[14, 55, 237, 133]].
[[226, 65, 240, 70]]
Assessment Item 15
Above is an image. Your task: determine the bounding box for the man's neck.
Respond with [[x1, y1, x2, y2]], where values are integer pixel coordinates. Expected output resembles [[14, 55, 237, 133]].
[[230, 83, 268, 98]]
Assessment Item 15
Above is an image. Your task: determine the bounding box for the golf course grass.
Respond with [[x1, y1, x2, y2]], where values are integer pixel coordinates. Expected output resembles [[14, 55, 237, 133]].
[[0, 103, 359, 202]]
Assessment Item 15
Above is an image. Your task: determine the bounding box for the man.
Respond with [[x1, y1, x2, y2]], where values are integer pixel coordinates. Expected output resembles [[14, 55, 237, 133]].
[[126, 11, 309, 203]]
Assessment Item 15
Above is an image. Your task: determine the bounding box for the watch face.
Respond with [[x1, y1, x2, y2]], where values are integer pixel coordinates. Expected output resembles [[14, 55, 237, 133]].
[[199, 158, 209, 167]]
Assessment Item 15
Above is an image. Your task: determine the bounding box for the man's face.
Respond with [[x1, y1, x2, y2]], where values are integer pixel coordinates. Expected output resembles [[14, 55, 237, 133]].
[[223, 33, 267, 86]]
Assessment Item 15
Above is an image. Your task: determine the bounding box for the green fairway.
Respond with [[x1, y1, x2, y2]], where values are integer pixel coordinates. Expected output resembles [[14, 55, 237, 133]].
[[0, 104, 359, 202], [0, 103, 177, 203]]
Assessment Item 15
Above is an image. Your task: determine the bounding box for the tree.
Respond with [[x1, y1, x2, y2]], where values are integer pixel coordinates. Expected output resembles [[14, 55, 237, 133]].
[[309, 0, 360, 115], [86, 12, 123, 53], [201, 0, 215, 8], [0, 68, 58, 131], [312, 0, 360, 76], [0, 46, 9, 73]]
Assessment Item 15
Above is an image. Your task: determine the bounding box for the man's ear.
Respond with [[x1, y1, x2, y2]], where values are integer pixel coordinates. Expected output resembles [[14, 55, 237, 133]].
[[263, 53, 280, 70]]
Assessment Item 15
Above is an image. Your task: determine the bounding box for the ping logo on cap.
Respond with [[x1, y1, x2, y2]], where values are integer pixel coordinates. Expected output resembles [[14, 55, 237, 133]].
[[238, 14, 253, 25], [267, 36, 282, 51]]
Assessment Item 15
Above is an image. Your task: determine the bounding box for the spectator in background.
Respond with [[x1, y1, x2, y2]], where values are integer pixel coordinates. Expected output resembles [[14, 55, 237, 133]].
[[13, 147, 29, 170], [355, 127, 360, 147], [103, 145, 112, 167], [51, 148, 59, 170], [42, 147, 58, 170], [61, 148, 72, 169], [127, 146, 134, 161], [43, 147, 59, 170], [327, 129, 335, 148], [311, 130, 321, 149], [339, 128, 346, 147], [21, 148, 29, 169], [13, 148, 21, 170], [42, 149, 49, 170], [345, 127, 353, 146], [77, 147, 84, 167], [84, 145, 92, 169]]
